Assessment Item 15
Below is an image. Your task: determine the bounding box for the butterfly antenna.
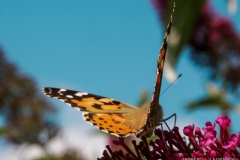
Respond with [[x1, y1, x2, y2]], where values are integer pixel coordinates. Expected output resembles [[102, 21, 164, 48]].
[[160, 73, 182, 96]]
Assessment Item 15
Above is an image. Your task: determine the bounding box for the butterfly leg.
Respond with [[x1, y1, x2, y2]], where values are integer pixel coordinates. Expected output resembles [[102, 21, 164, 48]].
[[160, 123, 172, 156], [163, 113, 176, 127], [156, 113, 177, 156], [158, 113, 176, 130]]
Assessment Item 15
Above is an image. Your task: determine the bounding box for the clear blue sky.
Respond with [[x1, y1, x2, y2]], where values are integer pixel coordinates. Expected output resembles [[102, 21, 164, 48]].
[[0, 0, 240, 158]]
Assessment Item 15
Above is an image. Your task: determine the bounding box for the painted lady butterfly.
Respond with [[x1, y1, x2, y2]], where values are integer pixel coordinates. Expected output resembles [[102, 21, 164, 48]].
[[42, 5, 174, 138]]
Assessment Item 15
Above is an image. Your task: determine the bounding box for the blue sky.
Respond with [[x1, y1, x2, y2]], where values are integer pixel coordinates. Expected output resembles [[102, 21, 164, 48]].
[[0, 0, 240, 159]]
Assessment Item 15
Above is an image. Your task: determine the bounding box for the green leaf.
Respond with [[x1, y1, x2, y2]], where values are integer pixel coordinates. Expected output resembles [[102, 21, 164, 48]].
[[186, 84, 233, 113]]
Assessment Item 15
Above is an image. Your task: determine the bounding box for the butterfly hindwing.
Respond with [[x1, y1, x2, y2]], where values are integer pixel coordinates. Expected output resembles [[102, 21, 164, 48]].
[[83, 112, 138, 137]]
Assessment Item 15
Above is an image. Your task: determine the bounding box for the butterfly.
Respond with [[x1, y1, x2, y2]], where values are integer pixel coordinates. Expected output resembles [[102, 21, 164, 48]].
[[42, 5, 174, 138]]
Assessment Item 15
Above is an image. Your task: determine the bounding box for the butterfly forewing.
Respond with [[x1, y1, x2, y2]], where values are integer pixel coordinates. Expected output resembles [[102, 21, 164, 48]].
[[42, 87, 145, 137], [43, 88, 138, 113]]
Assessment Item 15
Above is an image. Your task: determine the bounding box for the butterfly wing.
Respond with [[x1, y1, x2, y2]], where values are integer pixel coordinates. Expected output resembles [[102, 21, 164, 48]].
[[137, 5, 174, 138], [151, 10, 174, 104], [43, 88, 137, 112], [42, 87, 145, 137], [82, 112, 141, 137]]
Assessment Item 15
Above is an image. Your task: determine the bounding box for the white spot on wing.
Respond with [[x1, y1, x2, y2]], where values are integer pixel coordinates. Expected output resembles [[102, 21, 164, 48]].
[[65, 103, 71, 106], [75, 92, 88, 97], [59, 89, 66, 92], [66, 95, 73, 98], [82, 112, 88, 119], [74, 107, 80, 111]]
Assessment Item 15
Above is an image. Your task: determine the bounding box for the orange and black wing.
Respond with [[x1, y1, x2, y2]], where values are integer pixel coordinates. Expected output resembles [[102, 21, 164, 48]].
[[42, 87, 140, 137]]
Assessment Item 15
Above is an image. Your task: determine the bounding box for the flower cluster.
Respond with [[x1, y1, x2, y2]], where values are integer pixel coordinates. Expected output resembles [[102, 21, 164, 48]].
[[183, 116, 239, 158], [98, 116, 240, 159], [189, 2, 240, 91]]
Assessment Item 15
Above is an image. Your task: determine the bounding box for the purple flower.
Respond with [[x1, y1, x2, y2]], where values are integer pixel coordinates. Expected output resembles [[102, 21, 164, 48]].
[[183, 125, 201, 152], [202, 121, 217, 139], [189, 2, 240, 90], [98, 116, 240, 159], [223, 134, 240, 149], [216, 115, 231, 129], [216, 115, 231, 143], [192, 151, 205, 158]]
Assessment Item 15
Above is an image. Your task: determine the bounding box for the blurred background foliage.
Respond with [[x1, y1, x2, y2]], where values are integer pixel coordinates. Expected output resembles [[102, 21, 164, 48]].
[[0, 0, 239, 159]]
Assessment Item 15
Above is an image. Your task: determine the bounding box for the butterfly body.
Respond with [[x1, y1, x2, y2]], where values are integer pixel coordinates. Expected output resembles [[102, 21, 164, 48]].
[[42, 4, 174, 138], [136, 102, 163, 138]]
